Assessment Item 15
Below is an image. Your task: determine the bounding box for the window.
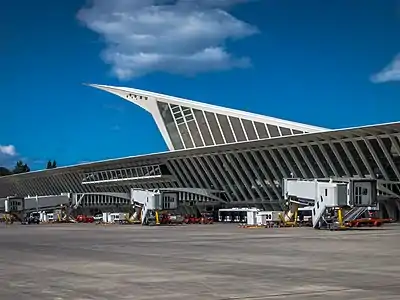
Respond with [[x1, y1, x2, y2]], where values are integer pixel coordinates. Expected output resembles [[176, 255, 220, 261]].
[[182, 108, 192, 116], [242, 119, 258, 141], [186, 114, 195, 122], [205, 112, 225, 144], [175, 116, 185, 125], [193, 109, 214, 146], [354, 186, 362, 205], [254, 122, 269, 139], [229, 116, 246, 142], [157, 101, 184, 150], [171, 105, 180, 113], [267, 124, 280, 137], [217, 114, 235, 143], [325, 189, 327, 196], [187, 120, 204, 147], [280, 127, 292, 136], [178, 123, 194, 148], [292, 129, 303, 135], [174, 111, 183, 120]]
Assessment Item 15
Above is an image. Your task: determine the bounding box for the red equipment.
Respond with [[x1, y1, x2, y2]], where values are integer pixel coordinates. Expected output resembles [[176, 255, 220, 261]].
[[183, 214, 202, 224], [346, 217, 392, 228], [76, 215, 95, 223], [160, 213, 184, 225], [200, 213, 214, 224]]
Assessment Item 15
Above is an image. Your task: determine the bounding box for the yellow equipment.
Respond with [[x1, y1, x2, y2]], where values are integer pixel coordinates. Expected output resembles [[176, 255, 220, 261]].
[[278, 201, 300, 227]]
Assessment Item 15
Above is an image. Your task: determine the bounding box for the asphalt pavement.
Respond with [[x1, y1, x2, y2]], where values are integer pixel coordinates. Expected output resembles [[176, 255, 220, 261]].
[[0, 223, 399, 300]]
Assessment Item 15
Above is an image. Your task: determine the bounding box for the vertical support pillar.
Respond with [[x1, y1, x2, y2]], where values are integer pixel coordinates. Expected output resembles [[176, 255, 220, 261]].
[[155, 211, 160, 225], [337, 207, 344, 228]]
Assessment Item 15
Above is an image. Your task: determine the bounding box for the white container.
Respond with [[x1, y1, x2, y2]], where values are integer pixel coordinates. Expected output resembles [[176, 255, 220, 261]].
[[109, 212, 125, 223], [47, 213, 54, 222], [257, 211, 283, 223], [246, 211, 257, 225], [256, 214, 266, 225], [4, 199, 9, 213], [103, 212, 109, 223], [40, 211, 48, 222]]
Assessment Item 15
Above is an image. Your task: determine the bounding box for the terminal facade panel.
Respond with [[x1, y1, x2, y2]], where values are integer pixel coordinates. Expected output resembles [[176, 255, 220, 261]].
[[0, 124, 400, 219], [90, 84, 327, 151], [0, 85, 400, 220]]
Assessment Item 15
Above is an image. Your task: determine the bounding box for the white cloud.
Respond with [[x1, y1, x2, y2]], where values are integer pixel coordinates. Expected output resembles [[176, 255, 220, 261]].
[[0, 145, 17, 157], [371, 54, 400, 83], [0, 145, 18, 167], [77, 0, 259, 79]]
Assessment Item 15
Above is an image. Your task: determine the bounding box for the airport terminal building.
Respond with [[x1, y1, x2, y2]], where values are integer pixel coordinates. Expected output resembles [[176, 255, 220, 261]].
[[1, 84, 400, 220]]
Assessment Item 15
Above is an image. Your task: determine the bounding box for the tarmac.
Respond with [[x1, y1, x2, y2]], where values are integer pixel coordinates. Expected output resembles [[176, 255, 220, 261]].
[[0, 223, 399, 300]]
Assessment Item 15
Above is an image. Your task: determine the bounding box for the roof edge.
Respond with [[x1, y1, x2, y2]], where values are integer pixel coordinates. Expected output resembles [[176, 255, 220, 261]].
[[3, 120, 400, 178]]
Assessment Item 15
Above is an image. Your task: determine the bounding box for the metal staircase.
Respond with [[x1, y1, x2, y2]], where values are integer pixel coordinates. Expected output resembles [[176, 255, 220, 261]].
[[140, 200, 154, 225], [130, 189, 162, 225], [344, 206, 368, 222], [312, 197, 327, 229], [283, 178, 377, 230]]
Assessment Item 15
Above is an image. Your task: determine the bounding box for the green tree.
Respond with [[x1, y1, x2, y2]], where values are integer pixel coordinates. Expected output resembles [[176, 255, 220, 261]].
[[46, 160, 57, 169], [13, 160, 30, 174], [0, 167, 11, 177]]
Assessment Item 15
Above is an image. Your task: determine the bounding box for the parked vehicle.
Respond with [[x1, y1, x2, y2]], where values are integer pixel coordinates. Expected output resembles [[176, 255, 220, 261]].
[[93, 214, 103, 222], [183, 214, 202, 224], [201, 212, 214, 224], [26, 212, 40, 224], [160, 213, 184, 225], [76, 215, 95, 223]]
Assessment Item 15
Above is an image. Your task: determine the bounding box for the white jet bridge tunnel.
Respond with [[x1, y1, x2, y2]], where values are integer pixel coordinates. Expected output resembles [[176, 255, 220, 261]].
[[282, 178, 378, 229]]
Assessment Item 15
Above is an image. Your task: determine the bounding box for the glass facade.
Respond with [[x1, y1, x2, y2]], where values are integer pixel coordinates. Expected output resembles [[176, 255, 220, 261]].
[[267, 124, 280, 137], [157, 101, 184, 150], [157, 101, 315, 150], [82, 164, 164, 183], [205, 112, 225, 145], [193, 109, 214, 146], [229, 116, 247, 142], [242, 119, 258, 140], [217, 114, 236, 143], [254, 122, 269, 139], [280, 127, 292, 136]]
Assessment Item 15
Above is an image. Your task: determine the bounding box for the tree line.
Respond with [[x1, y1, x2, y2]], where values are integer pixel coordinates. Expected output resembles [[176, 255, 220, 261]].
[[0, 160, 57, 177]]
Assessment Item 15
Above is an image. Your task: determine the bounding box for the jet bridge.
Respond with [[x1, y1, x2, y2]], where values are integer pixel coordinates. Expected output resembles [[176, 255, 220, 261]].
[[1, 194, 71, 224], [283, 178, 377, 230], [130, 189, 181, 225]]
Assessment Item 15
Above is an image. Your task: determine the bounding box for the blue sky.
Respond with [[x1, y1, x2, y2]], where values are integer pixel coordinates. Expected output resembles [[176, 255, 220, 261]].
[[1, 0, 400, 170]]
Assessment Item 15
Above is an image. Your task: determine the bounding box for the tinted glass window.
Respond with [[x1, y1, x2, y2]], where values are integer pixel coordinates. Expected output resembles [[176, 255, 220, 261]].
[[157, 101, 184, 149]]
